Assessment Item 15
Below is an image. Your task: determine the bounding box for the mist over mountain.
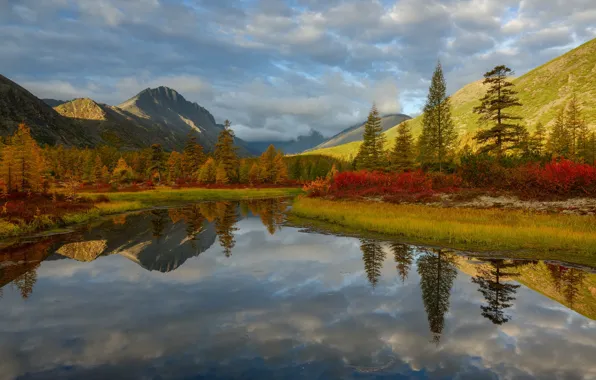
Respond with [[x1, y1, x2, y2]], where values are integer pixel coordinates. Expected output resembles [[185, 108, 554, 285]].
[[247, 130, 326, 154]]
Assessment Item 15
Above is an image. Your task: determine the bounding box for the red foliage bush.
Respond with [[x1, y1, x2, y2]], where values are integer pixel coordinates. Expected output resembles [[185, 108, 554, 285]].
[[312, 170, 462, 200]]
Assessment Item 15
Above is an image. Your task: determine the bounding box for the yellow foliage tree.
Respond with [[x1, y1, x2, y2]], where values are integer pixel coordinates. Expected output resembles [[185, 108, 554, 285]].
[[1, 124, 45, 193], [112, 157, 134, 184], [215, 162, 229, 184], [198, 157, 216, 184]]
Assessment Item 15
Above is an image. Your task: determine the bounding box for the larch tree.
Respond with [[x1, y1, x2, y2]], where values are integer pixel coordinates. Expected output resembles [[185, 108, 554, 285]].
[[214, 120, 238, 182], [473, 65, 523, 157], [529, 122, 547, 157], [215, 161, 229, 184], [419, 61, 457, 172], [8, 124, 45, 192], [547, 108, 570, 157], [166, 151, 183, 183], [259, 145, 278, 183], [273, 151, 288, 184], [248, 163, 260, 185], [112, 157, 133, 184], [93, 155, 104, 184], [391, 121, 415, 171], [565, 94, 583, 160], [355, 104, 384, 170], [198, 157, 217, 184]]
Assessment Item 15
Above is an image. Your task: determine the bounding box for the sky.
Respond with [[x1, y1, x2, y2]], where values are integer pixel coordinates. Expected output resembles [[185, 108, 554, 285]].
[[1, 0, 595, 141]]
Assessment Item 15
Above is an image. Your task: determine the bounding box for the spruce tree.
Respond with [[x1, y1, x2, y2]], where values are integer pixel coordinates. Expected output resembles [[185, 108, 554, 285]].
[[148, 144, 165, 183], [565, 94, 583, 160], [355, 104, 384, 170], [529, 122, 547, 157], [419, 61, 457, 171], [473, 65, 523, 156], [214, 120, 238, 182], [390, 121, 415, 171]]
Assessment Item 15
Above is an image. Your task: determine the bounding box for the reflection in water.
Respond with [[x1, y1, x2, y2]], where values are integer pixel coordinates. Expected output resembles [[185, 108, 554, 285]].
[[417, 249, 458, 344], [360, 239, 386, 288], [391, 243, 414, 283], [471, 259, 522, 325], [547, 264, 587, 308], [1, 199, 596, 379]]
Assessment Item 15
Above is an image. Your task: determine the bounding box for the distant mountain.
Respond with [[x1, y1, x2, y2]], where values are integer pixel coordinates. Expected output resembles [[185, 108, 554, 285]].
[[305, 37, 596, 160], [247, 130, 326, 154], [312, 113, 411, 151], [117, 86, 252, 154], [0, 74, 97, 146], [42, 98, 67, 107], [0, 77, 252, 153]]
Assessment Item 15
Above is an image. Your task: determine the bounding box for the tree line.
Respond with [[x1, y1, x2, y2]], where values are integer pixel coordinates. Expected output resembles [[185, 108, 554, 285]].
[[354, 63, 596, 173], [0, 121, 347, 194]]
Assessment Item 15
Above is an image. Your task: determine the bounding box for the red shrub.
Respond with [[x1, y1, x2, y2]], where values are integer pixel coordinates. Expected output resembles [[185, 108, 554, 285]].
[[514, 159, 596, 197]]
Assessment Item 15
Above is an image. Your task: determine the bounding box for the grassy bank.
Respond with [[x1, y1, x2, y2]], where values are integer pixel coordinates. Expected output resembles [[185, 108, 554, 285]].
[[0, 187, 302, 239], [291, 197, 596, 266]]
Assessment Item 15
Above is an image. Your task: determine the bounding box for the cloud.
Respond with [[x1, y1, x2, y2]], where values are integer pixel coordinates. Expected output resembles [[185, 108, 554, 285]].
[[1, 0, 594, 141]]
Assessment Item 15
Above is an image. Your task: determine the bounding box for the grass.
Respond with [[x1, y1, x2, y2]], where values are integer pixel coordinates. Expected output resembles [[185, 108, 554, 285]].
[[290, 197, 596, 266], [0, 187, 302, 239]]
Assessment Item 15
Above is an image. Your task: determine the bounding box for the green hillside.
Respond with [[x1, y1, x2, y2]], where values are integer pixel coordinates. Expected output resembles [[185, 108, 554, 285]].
[[305, 37, 596, 160]]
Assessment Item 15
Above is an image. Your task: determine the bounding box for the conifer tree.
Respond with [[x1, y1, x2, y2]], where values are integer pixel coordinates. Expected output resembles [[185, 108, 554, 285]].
[[259, 145, 278, 182], [0, 140, 16, 193], [9, 123, 45, 192], [529, 122, 547, 157], [547, 108, 570, 157], [198, 157, 217, 184], [290, 158, 302, 180], [215, 162, 229, 184], [148, 144, 165, 183], [101, 165, 111, 184], [360, 239, 386, 288], [419, 61, 457, 171], [112, 157, 133, 184], [565, 94, 583, 160], [473, 65, 523, 156], [248, 163, 260, 185], [214, 120, 238, 182], [93, 155, 104, 184], [166, 151, 183, 183], [391, 121, 415, 171], [182, 132, 205, 180], [238, 159, 251, 184], [355, 104, 384, 170], [588, 130, 596, 166], [273, 152, 288, 184]]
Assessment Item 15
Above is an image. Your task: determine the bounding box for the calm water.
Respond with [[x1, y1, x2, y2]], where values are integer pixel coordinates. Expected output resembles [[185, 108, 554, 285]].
[[1, 199, 595, 380]]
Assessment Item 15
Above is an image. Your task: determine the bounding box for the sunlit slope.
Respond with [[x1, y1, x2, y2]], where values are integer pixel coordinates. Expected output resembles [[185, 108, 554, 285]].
[[305, 37, 596, 160]]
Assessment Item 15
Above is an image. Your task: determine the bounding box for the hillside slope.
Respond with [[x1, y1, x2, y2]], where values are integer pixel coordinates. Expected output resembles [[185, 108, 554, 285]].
[[305, 37, 596, 160], [0, 75, 97, 146]]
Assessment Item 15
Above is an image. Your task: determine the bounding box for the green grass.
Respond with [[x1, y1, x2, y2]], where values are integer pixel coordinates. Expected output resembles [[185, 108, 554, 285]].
[[290, 197, 596, 266], [0, 188, 302, 239]]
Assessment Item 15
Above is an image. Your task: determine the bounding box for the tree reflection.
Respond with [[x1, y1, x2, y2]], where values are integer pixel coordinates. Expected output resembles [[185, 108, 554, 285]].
[[0, 239, 52, 300], [169, 205, 206, 249], [360, 239, 386, 288], [391, 243, 414, 283], [150, 209, 168, 240], [471, 259, 521, 325], [215, 202, 238, 257], [417, 249, 458, 344], [547, 264, 587, 308], [245, 199, 288, 235]]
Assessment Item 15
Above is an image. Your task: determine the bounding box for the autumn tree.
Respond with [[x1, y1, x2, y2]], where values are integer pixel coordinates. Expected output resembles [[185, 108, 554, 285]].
[[391, 121, 415, 171], [419, 61, 457, 171], [473, 65, 524, 156], [273, 151, 288, 184], [355, 104, 385, 170], [198, 157, 217, 184], [214, 120, 238, 182], [2, 124, 46, 192], [93, 155, 104, 184], [565, 94, 584, 160], [248, 163, 260, 185], [182, 133, 205, 180], [215, 162, 229, 184], [214, 201, 238, 257], [112, 157, 134, 184], [166, 151, 183, 183], [238, 159, 251, 184], [529, 122, 547, 157]]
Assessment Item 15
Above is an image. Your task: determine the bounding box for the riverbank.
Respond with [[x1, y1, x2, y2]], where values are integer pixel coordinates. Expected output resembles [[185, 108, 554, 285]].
[[0, 187, 302, 239], [290, 197, 596, 266]]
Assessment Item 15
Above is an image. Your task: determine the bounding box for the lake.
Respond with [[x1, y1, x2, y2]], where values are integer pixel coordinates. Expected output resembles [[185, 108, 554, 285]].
[[1, 199, 595, 380]]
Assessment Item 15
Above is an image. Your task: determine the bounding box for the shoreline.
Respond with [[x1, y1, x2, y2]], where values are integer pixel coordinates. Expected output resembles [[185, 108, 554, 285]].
[[290, 197, 596, 267], [0, 187, 302, 240]]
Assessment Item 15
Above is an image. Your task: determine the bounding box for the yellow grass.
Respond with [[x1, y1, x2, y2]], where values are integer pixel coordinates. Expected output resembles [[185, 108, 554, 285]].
[[291, 197, 596, 265]]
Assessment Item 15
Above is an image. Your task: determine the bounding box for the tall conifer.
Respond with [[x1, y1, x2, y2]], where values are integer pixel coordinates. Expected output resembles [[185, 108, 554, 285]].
[[214, 120, 238, 182]]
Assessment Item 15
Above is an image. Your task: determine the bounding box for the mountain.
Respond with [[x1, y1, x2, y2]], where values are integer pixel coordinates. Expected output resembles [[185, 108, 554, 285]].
[[309, 113, 411, 156], [247, 130, 326, 154], [0, 74, 97, 146], [304, 37, 596, 160], [42, 98, 67, 107], [117, 86, 252, 154]]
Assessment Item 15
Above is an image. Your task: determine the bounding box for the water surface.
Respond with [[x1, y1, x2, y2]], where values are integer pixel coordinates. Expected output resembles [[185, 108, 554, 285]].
[[1, 199, 595, 379]]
